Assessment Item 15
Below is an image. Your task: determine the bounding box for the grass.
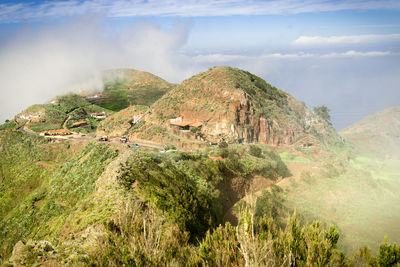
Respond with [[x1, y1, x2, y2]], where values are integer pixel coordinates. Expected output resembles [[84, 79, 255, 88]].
[[0, 121, 16, 130], [279, 151, 312, 163], [97, 105, 148, 136], [17, 94, 111, 133], [97, 72, 171, 111], [285, 155, 400, 255], [0, 132, 117, 259]]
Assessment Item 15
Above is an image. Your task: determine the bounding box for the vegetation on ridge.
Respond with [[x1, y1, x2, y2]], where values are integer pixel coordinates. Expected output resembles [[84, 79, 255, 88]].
[[91, 69, 173, 111], [1, 67, 400, 266], [16, 94, 111, 133], [0, 132, 117, 259]]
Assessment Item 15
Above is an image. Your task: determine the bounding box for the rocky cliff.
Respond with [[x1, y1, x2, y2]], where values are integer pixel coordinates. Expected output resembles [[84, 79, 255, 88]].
[[133, 66, 340, 147]]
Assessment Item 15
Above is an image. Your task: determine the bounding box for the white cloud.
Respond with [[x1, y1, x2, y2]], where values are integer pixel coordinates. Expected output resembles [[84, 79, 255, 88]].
[[293, 34, 400, 46], [2, 0, 400, 22], [321, 50, 391, 58], [0, 19, 194, 122], [191, 50, 391, 65]]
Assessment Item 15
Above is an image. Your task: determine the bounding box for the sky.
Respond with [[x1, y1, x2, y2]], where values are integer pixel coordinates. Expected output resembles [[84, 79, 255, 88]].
[[0, 0, 399, 129]]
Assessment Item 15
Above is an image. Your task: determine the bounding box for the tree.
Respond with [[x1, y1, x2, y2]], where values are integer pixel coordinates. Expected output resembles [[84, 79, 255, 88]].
[[313, 105, 331, 123]]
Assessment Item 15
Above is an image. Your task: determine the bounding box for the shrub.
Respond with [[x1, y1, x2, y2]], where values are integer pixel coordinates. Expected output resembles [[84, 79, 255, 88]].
[[249, 145, 263, 158], [377, 237, 400, 266], [254, 185, 287, 227], [88, 197, 190, 266], [118, 152, 216, 241], [198, 223, 243, 265], [313, 105, 331, 123], [218, 140, 228, 149], [0, 120, 16, 130], [163, 144, 176, 151]]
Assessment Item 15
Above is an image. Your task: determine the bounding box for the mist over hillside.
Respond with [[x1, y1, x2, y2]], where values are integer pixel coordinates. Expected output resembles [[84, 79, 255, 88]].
[[1, 67, 400, 265], [340, 106, 400, 159]]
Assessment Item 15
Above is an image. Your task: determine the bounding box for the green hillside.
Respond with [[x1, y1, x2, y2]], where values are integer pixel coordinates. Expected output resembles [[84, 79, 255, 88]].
[[1, 67, 400, 266], [87, 68, 174, 111], [284, 106, 400, 254], [340, 106, 400, 159], [15, 94, 112, 133]]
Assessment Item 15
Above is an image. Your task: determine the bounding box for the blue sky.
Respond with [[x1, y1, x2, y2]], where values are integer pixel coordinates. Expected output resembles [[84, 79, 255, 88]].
[[0, 0, 400, 129]]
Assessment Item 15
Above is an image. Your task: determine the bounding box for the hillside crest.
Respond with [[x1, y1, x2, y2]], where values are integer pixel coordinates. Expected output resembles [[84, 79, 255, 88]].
[[131, 66, 341, 148]]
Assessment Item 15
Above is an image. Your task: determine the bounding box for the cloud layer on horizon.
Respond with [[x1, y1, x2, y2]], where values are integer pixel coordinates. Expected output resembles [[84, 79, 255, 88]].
[[293, 34, 400, 46]]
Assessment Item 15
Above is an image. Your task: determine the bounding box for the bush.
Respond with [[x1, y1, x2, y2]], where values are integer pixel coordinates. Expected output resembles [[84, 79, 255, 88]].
[[218, 140, 228, 149], [377, 237, 400, 266], [88, 197, 190, 266], [163, 144, 176, 151], [313, 105, 331, 123], [254, 185, 287, 227], [118, 152, 216, 241], [249, 145, 263, 158], [198, 223, 243, 265], [0, 120, 16, 130]]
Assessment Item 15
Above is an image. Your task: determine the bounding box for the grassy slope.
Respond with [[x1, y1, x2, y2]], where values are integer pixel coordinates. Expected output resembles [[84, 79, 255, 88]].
[[1, 130, 400, 265], [16, 94, 112, 133], [96, 105, 148, 137], [340, 106, 400, 159], [283, 108, 400, 255], [0, 130, 117, 260], [0, 127, 289, 262], [94, 68, 173, 111]]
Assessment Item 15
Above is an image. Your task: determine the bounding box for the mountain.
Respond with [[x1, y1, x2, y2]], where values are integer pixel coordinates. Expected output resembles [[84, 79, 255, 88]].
[[130, 66, 342, 148], [340, 106, 400, 159], [1, 67, 400, 266], [84, 68, 174, 111]]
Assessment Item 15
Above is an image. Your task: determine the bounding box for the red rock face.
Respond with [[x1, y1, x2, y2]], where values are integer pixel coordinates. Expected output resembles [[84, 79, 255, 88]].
[[138, 66, 340, 147], [203, 92, 299, 145]]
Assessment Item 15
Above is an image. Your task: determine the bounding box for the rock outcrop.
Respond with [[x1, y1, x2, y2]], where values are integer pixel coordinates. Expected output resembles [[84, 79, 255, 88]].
[[133, 66, 341, 147]]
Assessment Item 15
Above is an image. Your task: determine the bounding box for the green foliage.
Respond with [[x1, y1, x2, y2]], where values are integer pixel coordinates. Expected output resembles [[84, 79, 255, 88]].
[[313, 105, 331, 123], [216, 145, 291, 179], [0, 120, 16, 130], [49, 142, 117, 206], [248, 144, 263, 158], [255, 185, 287, 226], [198, 223, 243, 265], [2, 132, 400, 265], [0, 137, 116, 259], [118, 152, 217, 241], [56, 94, 91, 113], [163, 144, 176, 151], [88, 197, 191, 266], [352, 246, 377, 266], [100, 79, 169, 111], [226, 67, 288, 118], [0, 132, 59, 219], [377, 237, 400, 266]]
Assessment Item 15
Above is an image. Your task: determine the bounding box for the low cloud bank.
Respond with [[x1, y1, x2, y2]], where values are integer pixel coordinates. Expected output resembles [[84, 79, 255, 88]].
[[0, 18, 194, 122]]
